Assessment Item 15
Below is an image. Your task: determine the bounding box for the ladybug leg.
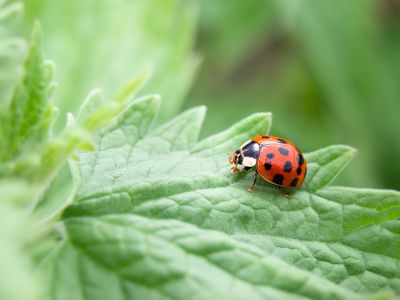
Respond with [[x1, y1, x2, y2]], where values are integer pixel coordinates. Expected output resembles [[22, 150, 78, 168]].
[[277, 186, 290, 198], [230, 153, 239, 174], [228, 153, 236, 165], [247, 171, 258, 192], [231, 162, 239, 174]]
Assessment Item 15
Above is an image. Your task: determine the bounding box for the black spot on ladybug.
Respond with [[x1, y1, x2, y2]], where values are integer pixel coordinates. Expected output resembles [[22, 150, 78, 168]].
[[266, 153, 275, 159], [297, 153, 304, 166], [272, 174, 284, 185], [278, 147, 289, 156], [277, 138, 287, 144], [290, 178, 299, 187], [238, 154, 243, 164], [264, 162, 272, 171], [262, 135, 270, 139], [283, 161, 292, 173], [296, 167, 302, 175]]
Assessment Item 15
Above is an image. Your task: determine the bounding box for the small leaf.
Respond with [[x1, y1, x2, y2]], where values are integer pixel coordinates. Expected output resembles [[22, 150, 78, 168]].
[[76, 89, 105, 124], [77, 71, 152, 132], [114, 70, 150, 103], [3, 21, 54, 159]]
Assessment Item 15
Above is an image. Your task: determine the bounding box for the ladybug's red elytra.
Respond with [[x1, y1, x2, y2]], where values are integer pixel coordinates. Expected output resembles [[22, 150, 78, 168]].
[[229, 135, 307, 192]]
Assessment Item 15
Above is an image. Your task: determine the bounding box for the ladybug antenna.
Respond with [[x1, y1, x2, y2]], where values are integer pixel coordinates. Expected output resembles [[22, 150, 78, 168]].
[[226, 143, 234, 156]]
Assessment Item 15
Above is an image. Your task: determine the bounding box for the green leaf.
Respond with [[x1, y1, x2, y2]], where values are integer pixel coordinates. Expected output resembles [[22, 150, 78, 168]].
[[52, 214, 356, 300], [0, 18, 146, 201], [0, 19, 76, 190], [77, 71, 150, 132], [76, 89, 105, 126], [1, 21, 54, 160], [52, 103, 400, 299], [114, 70, 150, 103]]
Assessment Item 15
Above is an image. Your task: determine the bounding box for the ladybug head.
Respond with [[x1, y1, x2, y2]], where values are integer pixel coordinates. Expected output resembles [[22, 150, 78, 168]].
[[229, 149, 242, 165], [229, 140, 260, 173]]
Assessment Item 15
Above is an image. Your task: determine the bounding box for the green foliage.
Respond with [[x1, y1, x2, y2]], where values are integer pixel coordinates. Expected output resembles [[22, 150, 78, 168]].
[[54, 215, 357, 300], [0, 15, 148, 201], [54, 98, 400, 300], [23, 0, 198, 125], [0, 21, 86, 185], [0, 1, 399, 300]]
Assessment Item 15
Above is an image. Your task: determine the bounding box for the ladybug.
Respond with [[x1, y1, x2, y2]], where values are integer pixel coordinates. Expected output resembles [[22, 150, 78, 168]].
[[229, 135, 307, 192]]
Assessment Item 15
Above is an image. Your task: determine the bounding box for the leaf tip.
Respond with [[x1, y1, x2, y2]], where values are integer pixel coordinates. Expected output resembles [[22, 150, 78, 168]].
[[193, 105, 207, 116], [134, 93, 161, 111], [31, 19, 42, 41], [115, 70, 151, 103], [66, 113, 77, 128], [304, 144, 359, 191], [350, 147, 359, 155], [43, 59, 55, 81], [339, 145, 359, 158], [179, 105, 207, 124], [246, 111, 273, 134], [86, 88, 104, 102]]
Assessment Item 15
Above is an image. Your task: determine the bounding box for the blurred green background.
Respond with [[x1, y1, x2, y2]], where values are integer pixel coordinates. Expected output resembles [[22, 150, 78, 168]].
[[21, 0, 400, 190]]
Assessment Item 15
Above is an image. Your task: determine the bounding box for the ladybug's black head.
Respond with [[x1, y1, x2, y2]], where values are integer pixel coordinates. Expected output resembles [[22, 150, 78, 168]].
[[229, 140, 260, 173], [229, 149, 242, 165]]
